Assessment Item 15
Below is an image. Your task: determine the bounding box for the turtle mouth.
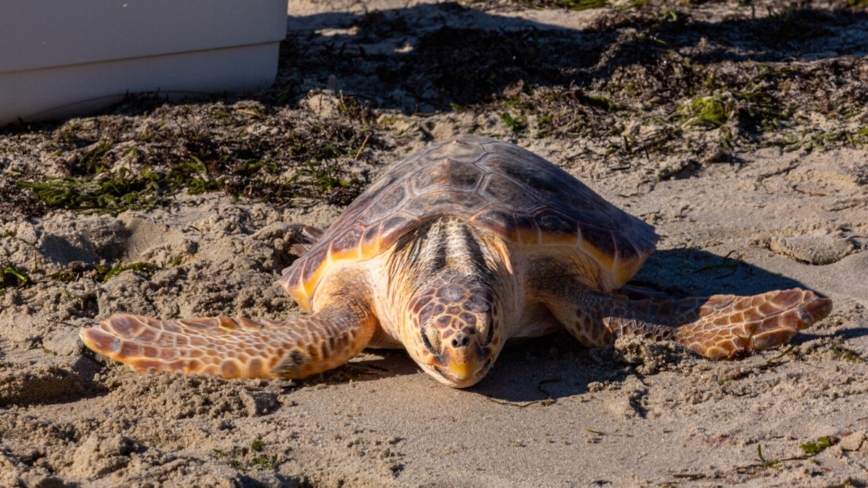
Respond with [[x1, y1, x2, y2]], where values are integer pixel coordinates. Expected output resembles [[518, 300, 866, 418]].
[[433, 365, 449, 379], [430, 355, 493, 387], [432, 365, 480, 386], [482, 357, 492, 372]]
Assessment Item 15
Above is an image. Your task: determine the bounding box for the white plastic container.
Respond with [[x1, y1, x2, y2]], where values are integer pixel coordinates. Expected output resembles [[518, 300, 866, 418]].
[[0, 0, 287, 126]]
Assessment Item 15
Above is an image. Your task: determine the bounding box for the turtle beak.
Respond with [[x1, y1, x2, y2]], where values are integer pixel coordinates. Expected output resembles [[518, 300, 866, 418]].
[[431, 343, 492, 388], [445, 357, 479, 381]]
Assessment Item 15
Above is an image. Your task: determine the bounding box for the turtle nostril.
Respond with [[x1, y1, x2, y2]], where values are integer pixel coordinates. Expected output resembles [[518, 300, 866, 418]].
[[451, 335, 471, 348]]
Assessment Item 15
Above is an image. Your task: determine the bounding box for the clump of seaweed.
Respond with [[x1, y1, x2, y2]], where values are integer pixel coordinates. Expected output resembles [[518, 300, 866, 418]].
[[1, 264, 30, 290], [523, 0, 608, 10], [18, 167, 163, 212], [43, 260, 162, 285], [800, 436, 837, 455], [97, 262, 162, 282], [678, 91, 786, 132], [501, 112, 528, 133], [212, 440, 277, 472], [10, 115, 374, 214]]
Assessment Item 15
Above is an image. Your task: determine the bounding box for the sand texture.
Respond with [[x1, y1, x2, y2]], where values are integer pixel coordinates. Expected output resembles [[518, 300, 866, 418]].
[[1, 0, 868, 486]]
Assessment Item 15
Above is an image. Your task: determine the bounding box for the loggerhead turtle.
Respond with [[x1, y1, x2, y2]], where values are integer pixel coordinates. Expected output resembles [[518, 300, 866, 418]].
[[80, 135, 832, 388]]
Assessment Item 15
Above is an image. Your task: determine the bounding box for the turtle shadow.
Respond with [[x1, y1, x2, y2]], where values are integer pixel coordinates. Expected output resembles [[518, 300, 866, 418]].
[[469, 332, 604, 403], [320, 333, 627, 401], [794, 327, 868, 345], [311, 349, 422, 385], [627, 248, 828, 298]]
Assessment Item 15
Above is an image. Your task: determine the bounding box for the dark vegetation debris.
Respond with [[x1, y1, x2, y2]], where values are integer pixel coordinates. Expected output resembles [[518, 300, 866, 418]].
[[2, 1, 866, 218]]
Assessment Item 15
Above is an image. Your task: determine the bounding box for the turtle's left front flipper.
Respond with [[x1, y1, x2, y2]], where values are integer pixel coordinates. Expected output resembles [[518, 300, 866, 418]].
[[546, 288, 831, 359], [80, 302, 376, 379]]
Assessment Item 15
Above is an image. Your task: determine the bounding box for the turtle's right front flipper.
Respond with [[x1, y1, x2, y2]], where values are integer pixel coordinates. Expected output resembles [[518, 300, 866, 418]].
[[543, 288, 831, 359], [664, 289, 831, 358], [80, 302, 376, 379]]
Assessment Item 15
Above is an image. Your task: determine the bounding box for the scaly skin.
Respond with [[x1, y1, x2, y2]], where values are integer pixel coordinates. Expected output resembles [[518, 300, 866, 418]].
[[81, 301, 376, 379], [383, 218, 514, 388], [541, 287, 832, 358], [669, 290, 831, 358]]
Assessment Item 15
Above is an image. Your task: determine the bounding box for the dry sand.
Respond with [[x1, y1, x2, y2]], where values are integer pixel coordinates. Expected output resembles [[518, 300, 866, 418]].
[[1, 0, 868, 486]]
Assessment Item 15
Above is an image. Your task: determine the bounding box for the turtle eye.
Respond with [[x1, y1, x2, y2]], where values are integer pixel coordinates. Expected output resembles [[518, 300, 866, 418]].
[[483, 316, 495, 345], [421, 327, 440, 355]]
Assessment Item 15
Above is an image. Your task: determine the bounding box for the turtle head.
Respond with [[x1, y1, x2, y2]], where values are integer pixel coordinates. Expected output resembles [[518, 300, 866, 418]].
[[406, 278, 503, 388]]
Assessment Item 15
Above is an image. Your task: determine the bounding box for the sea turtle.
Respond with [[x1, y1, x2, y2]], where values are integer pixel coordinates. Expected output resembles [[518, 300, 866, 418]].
[[80, 135, 832, 388]]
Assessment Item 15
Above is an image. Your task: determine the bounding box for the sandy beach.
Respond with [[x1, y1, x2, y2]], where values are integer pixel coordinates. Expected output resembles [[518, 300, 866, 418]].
[[1, 1, 867, 486]]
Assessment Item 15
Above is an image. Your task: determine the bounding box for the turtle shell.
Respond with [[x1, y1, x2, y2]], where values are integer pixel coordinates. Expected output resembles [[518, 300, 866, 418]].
[[279, 135, 658, 311]]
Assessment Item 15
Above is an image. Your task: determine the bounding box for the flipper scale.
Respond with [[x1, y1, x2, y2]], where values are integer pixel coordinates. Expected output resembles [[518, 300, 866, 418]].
[[81, 304, 376, 379]]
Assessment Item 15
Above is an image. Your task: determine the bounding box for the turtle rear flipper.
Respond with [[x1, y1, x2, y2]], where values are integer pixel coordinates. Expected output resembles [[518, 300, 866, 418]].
[[80, 304, 375, 379], [544, 288, 832, 359]]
